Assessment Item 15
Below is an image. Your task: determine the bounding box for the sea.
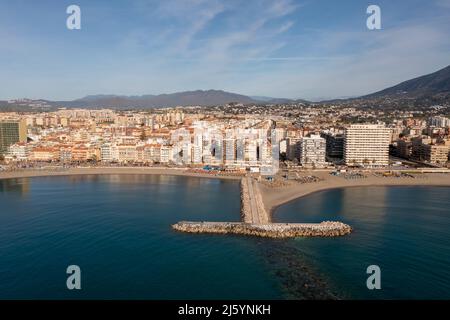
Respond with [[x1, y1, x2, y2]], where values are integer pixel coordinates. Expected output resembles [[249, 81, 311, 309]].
[[0, 174, 449, 299]]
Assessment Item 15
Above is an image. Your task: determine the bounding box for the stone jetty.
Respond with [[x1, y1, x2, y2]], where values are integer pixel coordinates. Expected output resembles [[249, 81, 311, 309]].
[[172, 177, 352, 238], [172, 221, 352, 238], [240, 177, 269, 223]]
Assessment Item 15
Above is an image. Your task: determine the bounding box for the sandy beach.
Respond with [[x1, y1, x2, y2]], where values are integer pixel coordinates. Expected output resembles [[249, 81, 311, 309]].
[[259, 171, 450, 217], [0, 167, 242, 181]]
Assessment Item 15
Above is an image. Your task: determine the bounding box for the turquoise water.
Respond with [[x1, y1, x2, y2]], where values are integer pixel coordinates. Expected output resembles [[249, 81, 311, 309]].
[[273, 186, 450, 299], [0, 176, 449, 299]]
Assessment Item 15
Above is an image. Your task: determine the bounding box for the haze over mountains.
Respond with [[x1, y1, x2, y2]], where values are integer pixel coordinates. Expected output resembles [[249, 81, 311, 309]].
[[1, 65, 449, 109]]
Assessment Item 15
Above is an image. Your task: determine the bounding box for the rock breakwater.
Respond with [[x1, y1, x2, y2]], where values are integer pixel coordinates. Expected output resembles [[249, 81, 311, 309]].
[[172, 221, 352, 238]]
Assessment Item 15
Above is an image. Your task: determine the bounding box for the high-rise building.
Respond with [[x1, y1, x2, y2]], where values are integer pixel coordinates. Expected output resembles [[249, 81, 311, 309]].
[[344, 124, 390, 167], [411, 136, 432, 161], [286, 137, 301, 161], [298, 134, 326, 167], [321, 131, 344, 159], [245, 140, 258, 165], [396, 139, 412, 158], [224, 138, 236, 165], [0, 120, 27, 155]]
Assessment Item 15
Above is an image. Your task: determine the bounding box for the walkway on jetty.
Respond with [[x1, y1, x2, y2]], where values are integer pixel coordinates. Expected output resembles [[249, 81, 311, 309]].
[[241, 177, 270, 224], [172, 177, 352, 238]]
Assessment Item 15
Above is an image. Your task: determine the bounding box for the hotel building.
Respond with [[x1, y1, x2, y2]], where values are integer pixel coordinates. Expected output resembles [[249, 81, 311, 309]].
[[0, 119, 27, 155], [344, 124, 390, 167]]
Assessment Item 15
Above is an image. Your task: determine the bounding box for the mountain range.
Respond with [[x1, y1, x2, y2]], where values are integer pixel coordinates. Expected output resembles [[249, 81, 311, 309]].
[[52, 90, 311, 108], [362, 65, 450, 99], [59, 90, 257, 108], [1, 65, 449, 109]]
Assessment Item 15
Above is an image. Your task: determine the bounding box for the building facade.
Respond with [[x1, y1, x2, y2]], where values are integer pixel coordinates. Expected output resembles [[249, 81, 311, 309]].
[[0, 120, 27, 155], [344, 124, 390, 167], [298, 134, 326, 167]]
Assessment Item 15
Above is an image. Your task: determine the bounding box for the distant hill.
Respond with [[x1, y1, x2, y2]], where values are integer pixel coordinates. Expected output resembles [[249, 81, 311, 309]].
[[319, 65, 450, 106], [251, 96, 310, 104], [4, 65, 449, 110], [2, 90, 309, 110], [361, 65, 450, 100], [251, 96, 295, 104], [54, 90, 258, 108]]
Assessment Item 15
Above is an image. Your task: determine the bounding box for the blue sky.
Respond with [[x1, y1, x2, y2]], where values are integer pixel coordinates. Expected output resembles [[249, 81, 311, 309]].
[[0, 0, 449, 101]]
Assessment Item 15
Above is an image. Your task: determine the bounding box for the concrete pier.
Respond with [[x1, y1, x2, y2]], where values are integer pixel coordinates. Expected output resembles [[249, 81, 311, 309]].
[[240, 177, 270, 224], [172, 177, 352, 238]]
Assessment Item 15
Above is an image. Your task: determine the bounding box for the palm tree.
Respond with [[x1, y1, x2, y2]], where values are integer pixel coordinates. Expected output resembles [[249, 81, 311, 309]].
[[363, 158, 370, 167]]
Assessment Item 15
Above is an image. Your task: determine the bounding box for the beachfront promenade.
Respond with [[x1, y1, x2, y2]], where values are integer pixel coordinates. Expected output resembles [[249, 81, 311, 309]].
[[173, 176, 352, 238]]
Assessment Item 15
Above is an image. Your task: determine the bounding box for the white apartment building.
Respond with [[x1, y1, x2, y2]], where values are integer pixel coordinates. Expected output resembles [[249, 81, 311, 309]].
[[160, 145, 172, 163], [298, 134, 326, 167], [181, 142, 192, 164], [224, 138, 236, 165], [101, 143, 118, 162], [5, 143, 31, 161], [117, 144, 137, 163], [143, 144, 161, 163], [245, 140, 258, 165], [192, 132, 203, 164], [344, 124, 391, 167], [428, 116, 450, 128], [209, 138, 223, 165], [259, 139, 272, 164]]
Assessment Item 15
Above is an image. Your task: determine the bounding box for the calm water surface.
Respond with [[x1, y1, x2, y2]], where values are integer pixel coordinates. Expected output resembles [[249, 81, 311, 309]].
[[0, 175, 281, 299], [274, 186, 450, 299], [0, 175, 449, 299]]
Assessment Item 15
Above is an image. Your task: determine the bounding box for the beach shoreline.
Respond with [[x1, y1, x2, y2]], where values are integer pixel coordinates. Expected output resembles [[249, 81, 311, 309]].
[[2, 167, 449, 218], [258, 171, 450, 217], [0, 167, 242, 181]]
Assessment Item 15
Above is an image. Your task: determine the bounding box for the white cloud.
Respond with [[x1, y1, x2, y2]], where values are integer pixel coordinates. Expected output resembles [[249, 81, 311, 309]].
[[277, 21, 295, 34]]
